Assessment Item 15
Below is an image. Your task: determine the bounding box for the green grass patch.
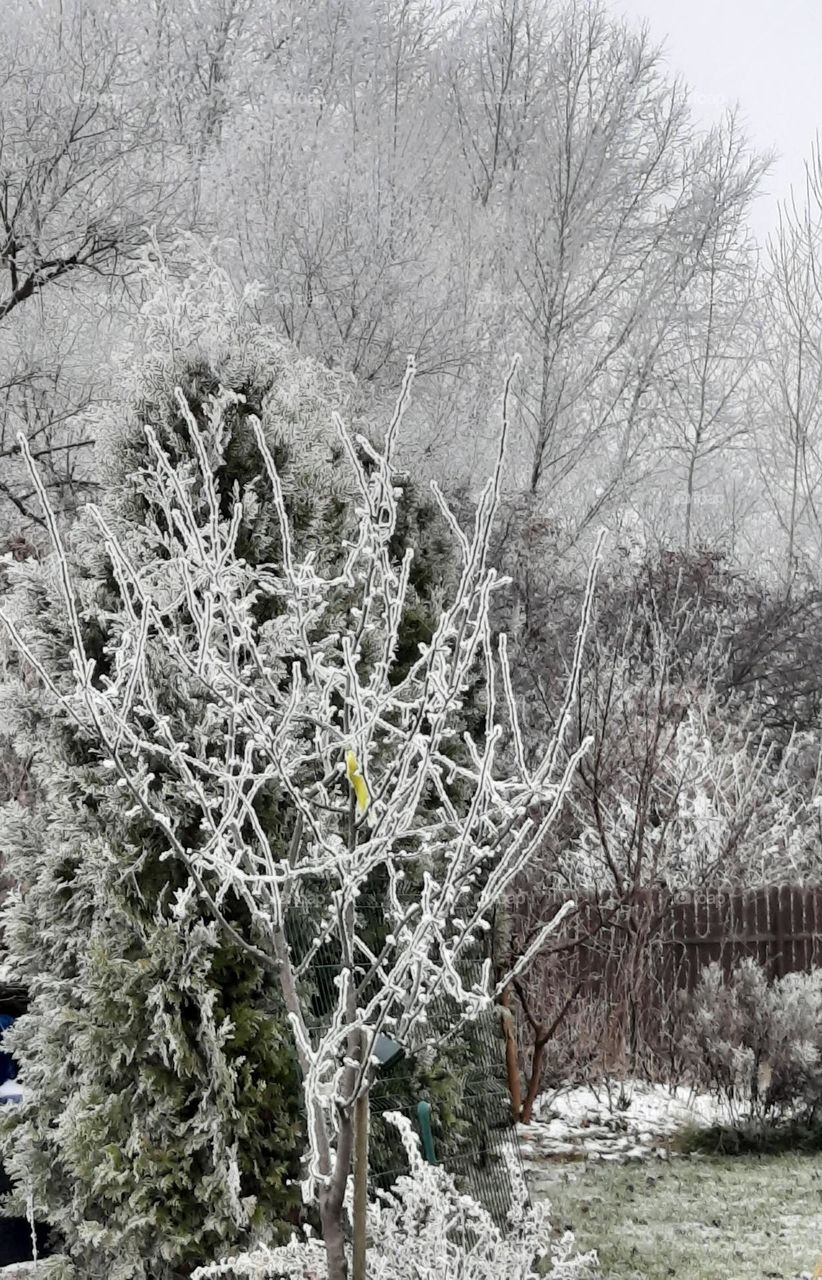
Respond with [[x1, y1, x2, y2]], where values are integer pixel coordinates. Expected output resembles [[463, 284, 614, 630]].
[[531, 1151, 822, 1280]]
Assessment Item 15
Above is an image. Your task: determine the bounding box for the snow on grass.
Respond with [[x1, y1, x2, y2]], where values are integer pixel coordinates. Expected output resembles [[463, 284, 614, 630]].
[[518, 1078, 731, 1167], [522, 1080, 822, 1278], [530, 1151, 822, 1280]]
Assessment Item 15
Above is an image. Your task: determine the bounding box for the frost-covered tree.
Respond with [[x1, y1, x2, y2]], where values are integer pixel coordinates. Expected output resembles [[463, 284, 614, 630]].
[[651, 114, 761, 549], [1, 264, 596, 1277], [518, 563, 817, 901], [0, 251, 510, 1279], [0, 260, 350, 1275], [755, 137, 822, 587], [499, 11, 766, 542], [0, 0, 189, 530]]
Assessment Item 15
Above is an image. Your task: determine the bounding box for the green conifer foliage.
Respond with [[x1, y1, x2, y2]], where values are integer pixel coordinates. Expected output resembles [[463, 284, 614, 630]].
[[0, 259, 477, 1278]]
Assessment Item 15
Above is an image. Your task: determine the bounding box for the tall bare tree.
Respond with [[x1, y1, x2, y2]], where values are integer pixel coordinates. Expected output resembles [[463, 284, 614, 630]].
[[653, 114, 763, 549], [756, 137, 822, 589], [493, 5, 767, 548], [0, 0, 186, 529]]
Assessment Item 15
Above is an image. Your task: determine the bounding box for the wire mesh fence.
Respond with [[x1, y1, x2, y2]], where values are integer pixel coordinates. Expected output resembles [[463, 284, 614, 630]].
[[367, 1005, 525, 1226], [285, 898, 526, 1228]]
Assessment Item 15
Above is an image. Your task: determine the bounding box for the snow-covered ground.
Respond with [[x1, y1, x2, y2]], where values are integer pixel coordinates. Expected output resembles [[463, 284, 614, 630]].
[[523, 1083, 821, 1279], [518, 1078, 731, 1167]]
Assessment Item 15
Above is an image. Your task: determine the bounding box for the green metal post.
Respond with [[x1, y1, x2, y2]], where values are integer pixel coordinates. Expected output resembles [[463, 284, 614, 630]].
[[416, 1100, 437, 1165]]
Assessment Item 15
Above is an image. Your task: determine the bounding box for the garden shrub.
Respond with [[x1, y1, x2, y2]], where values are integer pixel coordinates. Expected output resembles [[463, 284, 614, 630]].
[[683, 958, 822, 1130]]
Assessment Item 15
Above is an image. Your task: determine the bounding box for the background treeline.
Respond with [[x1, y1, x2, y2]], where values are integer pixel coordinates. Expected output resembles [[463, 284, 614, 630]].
[[5, 0, 822, 580]]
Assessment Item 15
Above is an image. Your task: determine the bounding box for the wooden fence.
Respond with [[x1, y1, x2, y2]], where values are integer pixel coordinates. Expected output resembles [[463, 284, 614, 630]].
[[527, 884, 822, 1075], [563, 884, 822, 992]]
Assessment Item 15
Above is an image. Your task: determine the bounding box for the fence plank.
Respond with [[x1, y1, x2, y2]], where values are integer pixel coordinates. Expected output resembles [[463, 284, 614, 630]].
[[533, 884, 822, 1072]]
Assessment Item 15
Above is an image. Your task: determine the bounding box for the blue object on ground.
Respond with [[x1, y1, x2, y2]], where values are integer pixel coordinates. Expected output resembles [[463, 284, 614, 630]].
[[0, 1014, 16, 1084], [0, 1016, 50, 1260]]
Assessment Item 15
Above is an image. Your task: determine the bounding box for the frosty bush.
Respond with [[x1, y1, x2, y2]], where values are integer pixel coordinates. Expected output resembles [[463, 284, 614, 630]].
[[683, 958, 822, 1126], [765, 970, 822, 1120], [190, 1113, 598, 1280]]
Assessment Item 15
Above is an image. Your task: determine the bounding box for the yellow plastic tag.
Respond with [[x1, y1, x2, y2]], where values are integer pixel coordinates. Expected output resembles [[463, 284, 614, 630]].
[[346, 750, 370, 815]]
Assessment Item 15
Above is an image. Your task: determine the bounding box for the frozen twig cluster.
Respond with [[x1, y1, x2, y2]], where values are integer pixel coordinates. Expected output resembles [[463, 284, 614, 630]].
[[190, 1112, 598, 1280], [1, 358, 599, 1276]]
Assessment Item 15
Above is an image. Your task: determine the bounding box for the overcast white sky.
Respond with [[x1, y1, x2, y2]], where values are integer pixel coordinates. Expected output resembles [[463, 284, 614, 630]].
[[615, 0, 822, 241]]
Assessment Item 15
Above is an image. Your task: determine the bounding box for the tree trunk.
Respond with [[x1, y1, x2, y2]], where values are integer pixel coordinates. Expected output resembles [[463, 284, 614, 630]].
[[319, 1105, 356, 1280], [517, 981, 583, 1123], [498, 985, 522, 1121], [684, 449, 697, 550], [520, 1037, 548, 1124], [320, 1183, 350, 1280]]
